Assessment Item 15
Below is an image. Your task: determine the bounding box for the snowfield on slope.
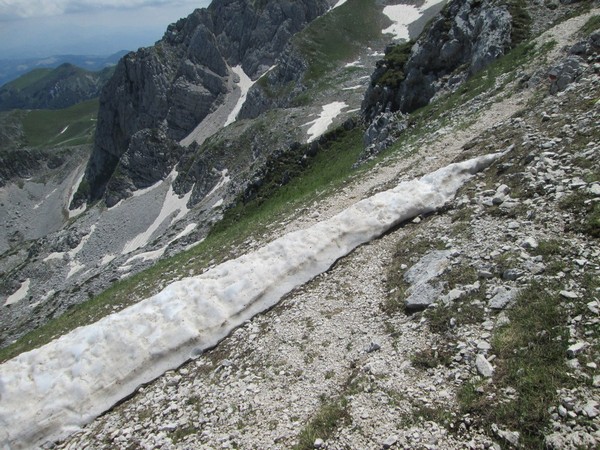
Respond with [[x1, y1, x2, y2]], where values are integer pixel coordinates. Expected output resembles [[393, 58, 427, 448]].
[[383, 0, 446, 40], [224, 65, 255, 127], [305, 101, 348, 142], [0, 153, 501, 448]]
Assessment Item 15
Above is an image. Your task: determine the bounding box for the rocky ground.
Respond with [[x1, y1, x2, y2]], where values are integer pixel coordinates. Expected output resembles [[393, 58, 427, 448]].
[[54, 9, 600, 450]]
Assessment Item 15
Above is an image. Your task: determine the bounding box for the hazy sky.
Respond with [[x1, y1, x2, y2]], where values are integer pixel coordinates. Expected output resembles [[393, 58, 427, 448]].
[[0, 0, 212, 59]]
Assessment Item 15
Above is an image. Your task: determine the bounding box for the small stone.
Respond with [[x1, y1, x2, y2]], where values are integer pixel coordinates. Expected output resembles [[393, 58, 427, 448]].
[[503, 269, 522, 281], [496, 184, 511, 196], [560, 291, 579, 299], [507, 221, 520, 229], [587, 301, 599, 314], [477, 341, 491, 351], [476, 354, 494, 378], [586, 362, 597, 369], [492, 195, 505, 205], [491, 424, 520, 447], [314, 438, 324, 448], [521, 237, 538, 250], [489, 287, 517, 310], [495, 312, 510, 327], [561, 398, 575, 410], [558, 405, 568, 417], [478, 270, 494, 279], [583, 402, 599, 418], [366, 342, 381, 353], [412, 216, 422, 224], [382, 435, 398, 449], [589, 184, 600, 196], [566, 359, 580, 369], [567, 342, 587, 358], [593, 375, 600, 387]]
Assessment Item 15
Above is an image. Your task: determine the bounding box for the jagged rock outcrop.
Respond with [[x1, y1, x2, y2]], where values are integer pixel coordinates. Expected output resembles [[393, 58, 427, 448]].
[[0, 149, 66, 187], [238, 45, 309, 120], [547, 30, 600, 93], [0, 64, 113, 111], [362, 0, 515, 122], [78, 0, 335, 208], [356, 111, 409, 164]]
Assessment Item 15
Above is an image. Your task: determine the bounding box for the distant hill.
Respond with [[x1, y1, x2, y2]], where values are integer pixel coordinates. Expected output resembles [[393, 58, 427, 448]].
[[0, 51, 127, 87], [0, 63, 114, 111]]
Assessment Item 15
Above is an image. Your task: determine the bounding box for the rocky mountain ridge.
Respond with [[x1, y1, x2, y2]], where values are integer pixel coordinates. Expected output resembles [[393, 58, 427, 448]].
[[0, 51, 127, 87], [76, 0, 336, 208], [0, 63, 113, 111]]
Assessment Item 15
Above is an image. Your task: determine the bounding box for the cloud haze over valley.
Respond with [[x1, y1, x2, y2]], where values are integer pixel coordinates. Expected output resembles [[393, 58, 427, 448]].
[[0, 0, 211, 58]]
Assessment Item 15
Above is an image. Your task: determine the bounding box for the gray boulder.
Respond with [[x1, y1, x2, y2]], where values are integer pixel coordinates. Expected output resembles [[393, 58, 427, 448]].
[[404, 250, 452, 312]]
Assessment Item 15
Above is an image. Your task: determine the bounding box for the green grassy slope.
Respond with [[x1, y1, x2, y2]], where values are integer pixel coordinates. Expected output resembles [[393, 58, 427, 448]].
[[21, 98, 99, 147], [0, 63, 113, 111], [293, 0, 389, 83], [4, 68, 54, 90]]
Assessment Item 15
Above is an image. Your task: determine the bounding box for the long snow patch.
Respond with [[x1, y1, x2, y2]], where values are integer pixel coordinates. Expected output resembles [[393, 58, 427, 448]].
[[122, 171, 193, 255], [382, 0, 446, 40], [224, 66, 255, 127], [4, 279, 30, 306], [0, 153, 501, 448]]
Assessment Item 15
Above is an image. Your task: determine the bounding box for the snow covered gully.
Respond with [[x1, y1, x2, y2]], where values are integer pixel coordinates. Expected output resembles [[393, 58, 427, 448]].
[[0, 153, 500, 448]]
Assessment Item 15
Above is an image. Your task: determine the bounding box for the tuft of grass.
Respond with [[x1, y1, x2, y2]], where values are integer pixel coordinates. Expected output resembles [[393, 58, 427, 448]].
[[459, 282, 570, 448], [293, 398, 350, 450], [559, 191, 600, 238], [425, 301, 484, 334], [580, 14, 600, 36], [168, 425, 197, 444], [373, 41, 413, 88], [412, 348, 453, 369]]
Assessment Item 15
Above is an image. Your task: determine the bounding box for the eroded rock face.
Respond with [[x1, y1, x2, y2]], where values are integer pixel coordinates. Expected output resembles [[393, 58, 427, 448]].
[[362, 0, 513, 122], [77, 0, 334, 208]]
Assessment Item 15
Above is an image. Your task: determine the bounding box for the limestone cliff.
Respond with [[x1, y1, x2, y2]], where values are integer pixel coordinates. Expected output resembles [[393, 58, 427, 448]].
[[362, 0, 517, 122], [76, 0, 335, 208]]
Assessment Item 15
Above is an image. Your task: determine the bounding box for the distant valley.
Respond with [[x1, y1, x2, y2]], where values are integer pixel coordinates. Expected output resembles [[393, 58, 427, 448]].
[[0, 51, 127, 87]]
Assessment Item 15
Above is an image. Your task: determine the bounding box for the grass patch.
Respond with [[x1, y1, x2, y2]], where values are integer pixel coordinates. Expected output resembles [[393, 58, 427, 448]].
[[212, 126, 363, 234], [21, 98, 98, 147], [459, 282, 570, 448], [294, 0, 386, 83], [579, 14, 600, 36], [3, 68, 54, 91], [559, 191, 600, 238], [373, 41, 413, 88], [425, 301, 484, 334], [533, 238, 571, 275], [293, 398, 350, 450]]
